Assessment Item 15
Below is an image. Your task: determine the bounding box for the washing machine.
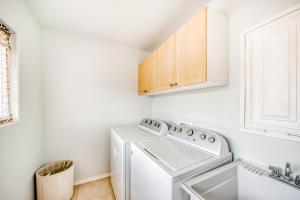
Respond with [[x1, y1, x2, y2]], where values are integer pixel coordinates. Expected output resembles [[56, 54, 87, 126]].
[[130, 124, 232, 200], [110, 118, 171, 200]]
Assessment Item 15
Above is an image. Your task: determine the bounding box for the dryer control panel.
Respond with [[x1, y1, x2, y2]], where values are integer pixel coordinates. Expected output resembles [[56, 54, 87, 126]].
[[139, 118, 170, 136], [168, 125, 230, 156]]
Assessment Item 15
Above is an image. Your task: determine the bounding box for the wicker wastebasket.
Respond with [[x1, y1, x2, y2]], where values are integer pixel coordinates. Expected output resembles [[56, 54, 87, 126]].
[[36, 160, 74, 200]]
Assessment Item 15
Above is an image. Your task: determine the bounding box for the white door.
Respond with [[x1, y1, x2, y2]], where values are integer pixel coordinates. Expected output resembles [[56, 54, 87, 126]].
[[242, 7, 300, 141], [130, 144, 172, 200]]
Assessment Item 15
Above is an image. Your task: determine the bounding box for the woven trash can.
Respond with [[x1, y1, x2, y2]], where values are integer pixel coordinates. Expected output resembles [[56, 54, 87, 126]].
[[36, 160, 74, 200]]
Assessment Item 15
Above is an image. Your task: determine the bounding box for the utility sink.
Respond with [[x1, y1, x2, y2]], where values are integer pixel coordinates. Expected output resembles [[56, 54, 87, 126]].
[[182, 160, 300, 200]]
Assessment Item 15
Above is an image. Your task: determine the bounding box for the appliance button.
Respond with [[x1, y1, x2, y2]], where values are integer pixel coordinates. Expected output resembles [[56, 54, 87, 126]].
[[208, 136, 216, 143], [200, 134, 206, 140], [187, 129, 194, 136], [172, 126, 177, 131]]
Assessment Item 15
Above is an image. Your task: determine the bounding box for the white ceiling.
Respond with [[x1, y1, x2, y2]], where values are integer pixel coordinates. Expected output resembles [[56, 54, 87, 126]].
[[25, 0, 208, 51]]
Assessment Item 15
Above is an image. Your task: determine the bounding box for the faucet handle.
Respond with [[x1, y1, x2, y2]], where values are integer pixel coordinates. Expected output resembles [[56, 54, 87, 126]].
[[269, 166, 282, 177], [295, 175, 300, 186]]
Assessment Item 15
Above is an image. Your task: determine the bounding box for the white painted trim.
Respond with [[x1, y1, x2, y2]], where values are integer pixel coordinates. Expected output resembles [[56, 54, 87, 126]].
[[146, 81, 227, 96], [74, 172, 111, 186], [240, 26, 247, 135]]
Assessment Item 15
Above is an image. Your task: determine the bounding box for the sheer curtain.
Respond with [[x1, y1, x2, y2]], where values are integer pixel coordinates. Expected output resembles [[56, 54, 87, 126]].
[[0, 24, 12, 125]]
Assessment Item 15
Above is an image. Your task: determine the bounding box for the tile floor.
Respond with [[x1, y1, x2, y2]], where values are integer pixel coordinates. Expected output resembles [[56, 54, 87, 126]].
[[71, 178, 115, 200]]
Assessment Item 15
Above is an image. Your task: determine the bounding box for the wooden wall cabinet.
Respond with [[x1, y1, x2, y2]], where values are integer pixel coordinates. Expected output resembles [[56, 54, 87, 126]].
[[138, 51, 158, 95], [138, 4, 228, 95], [157, 36, 176, 90], [241, 4, 300, 142], [175, 6, 207, 87]]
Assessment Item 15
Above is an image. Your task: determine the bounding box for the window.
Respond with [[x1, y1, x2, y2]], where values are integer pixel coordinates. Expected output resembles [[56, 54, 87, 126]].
[[0, 23, 14, 125]]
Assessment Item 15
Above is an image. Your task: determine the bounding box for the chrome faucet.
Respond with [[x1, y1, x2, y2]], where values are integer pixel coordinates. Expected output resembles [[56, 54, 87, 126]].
[[269, 162, 300, 190], [284, 162, 293, 181]]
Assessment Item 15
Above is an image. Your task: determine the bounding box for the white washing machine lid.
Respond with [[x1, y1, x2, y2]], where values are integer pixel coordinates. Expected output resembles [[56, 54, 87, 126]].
[[137, 137, 214, 171], [112, 126, 154, 143]]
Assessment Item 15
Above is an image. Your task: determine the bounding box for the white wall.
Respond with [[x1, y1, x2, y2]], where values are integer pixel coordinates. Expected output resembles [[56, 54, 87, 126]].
[[43, 30, 151, 182], [1, 1, 299, 199], [152, 0, 300, 173], [0, 0, 43, 199]]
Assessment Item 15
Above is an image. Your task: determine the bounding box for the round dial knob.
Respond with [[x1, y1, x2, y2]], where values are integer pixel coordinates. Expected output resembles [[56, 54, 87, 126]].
[[208, 136, 216, 143], [200, 134, 206, 140], [177, 128, 182, 132], [149, 120, 152, 125], [172, 126, 177, 131], [187, 129, 194, 136]]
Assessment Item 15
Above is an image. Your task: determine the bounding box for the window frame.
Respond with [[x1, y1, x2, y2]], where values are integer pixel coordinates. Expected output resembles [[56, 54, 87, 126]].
[[0, 20, 19, 126]]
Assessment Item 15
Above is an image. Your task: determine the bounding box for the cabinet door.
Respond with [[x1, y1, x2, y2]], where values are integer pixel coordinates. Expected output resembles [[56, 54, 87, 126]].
[[138, 51, 158, 94], [242, 8, 300, 140], [175, 6, 207, 87], [157, 36, 176, 90]]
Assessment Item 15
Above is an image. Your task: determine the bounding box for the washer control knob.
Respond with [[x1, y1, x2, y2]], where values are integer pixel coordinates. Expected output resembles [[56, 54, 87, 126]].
[[208, 136, 216, 143], [157, 123, 160, 128], [200, 134, 206, 140], [177, 128, 182, 132], [172, 126, 177, 131], [149, 120, 152, 125], [187, 129, 194, 136]]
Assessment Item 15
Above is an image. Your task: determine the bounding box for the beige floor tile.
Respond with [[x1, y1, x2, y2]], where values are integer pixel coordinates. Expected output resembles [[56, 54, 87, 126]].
[[71, 185, 80, 200], [72, 178, 115, 200]]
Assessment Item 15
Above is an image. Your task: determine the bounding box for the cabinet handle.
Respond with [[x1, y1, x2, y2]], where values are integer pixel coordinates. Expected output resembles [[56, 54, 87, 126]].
[[144, 90, 148, 93], [173, 83, 178, 86], [170, 83, 173, 87]]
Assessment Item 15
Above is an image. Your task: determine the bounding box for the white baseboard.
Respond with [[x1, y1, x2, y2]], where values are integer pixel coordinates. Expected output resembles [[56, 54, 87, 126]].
[[74, 172, 111, 186]]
